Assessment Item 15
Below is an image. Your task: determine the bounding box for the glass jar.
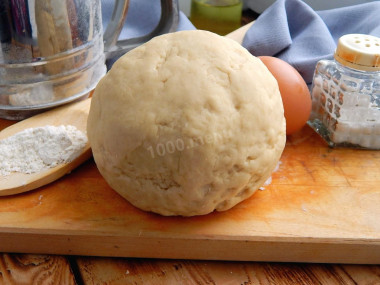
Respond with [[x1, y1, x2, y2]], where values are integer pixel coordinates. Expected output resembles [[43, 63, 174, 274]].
[[308, 34, 380, 149], [190, 0, 242, 35]]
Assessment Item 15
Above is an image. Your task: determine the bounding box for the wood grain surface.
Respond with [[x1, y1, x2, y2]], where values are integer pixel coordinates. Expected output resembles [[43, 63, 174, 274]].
[[2, 252, 379, 284], [0, 126, 379, 264], [75, 257, 380, 285], [0, 253, 76, 285]]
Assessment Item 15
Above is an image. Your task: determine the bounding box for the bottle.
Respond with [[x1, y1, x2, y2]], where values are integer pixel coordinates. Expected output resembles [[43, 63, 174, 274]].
[[190, 0, 242, 36], [308, 34, 380, 149]]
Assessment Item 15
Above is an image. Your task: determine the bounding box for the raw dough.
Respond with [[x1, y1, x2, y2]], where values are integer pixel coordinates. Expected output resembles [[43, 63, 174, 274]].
[[87, 30, 286, 216]]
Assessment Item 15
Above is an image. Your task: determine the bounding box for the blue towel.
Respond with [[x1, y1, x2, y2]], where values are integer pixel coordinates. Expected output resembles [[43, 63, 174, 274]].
[[101, 0, 195, 40], [101, 0, 195, 66], [242, 0, 380, 83]]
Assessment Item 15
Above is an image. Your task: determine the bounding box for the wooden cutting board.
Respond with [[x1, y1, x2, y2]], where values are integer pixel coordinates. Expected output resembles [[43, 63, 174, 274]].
[[0, 122, 379, 264], [0, 24, 379, 264]]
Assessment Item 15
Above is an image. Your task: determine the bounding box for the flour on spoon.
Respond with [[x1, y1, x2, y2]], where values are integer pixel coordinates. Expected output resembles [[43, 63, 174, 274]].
[[0, 125, 87, 175]]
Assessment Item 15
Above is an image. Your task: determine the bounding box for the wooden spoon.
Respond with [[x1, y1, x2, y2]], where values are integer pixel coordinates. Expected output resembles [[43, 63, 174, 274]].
[[0, 98, 92, 196]]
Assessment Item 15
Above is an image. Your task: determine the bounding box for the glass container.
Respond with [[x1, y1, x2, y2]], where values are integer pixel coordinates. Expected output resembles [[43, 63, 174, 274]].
[[308, 34, 380, 149], [190, 0, 242, 35]]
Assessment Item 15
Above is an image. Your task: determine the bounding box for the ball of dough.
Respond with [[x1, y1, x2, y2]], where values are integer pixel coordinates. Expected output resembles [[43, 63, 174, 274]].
[[87, 30, 286, 216]]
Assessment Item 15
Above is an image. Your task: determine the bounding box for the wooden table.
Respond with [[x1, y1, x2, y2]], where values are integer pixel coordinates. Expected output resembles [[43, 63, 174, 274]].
[[0, 252, 379, 284]]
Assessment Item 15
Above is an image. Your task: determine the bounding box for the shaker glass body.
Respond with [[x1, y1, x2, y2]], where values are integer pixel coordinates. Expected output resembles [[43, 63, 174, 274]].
[[309, 34, 380, 149], [309, 60, 380, 149]]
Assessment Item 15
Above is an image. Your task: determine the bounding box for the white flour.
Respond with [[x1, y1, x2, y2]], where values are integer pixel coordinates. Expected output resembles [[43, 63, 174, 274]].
[[0, 125, 87, 176]]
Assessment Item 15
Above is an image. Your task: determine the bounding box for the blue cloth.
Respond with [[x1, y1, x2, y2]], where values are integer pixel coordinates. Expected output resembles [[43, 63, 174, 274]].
[[242, 0, 380, 83], [101, 0, 195, 40], [101, 0, 195, 67]]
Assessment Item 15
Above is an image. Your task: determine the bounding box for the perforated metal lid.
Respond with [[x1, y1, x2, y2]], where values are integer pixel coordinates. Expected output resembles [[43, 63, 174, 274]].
[[334, 34, 380, 71]]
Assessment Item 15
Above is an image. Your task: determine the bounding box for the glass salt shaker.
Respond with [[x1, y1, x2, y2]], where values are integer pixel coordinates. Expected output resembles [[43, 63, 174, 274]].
[[308, 34, 380, 149]]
